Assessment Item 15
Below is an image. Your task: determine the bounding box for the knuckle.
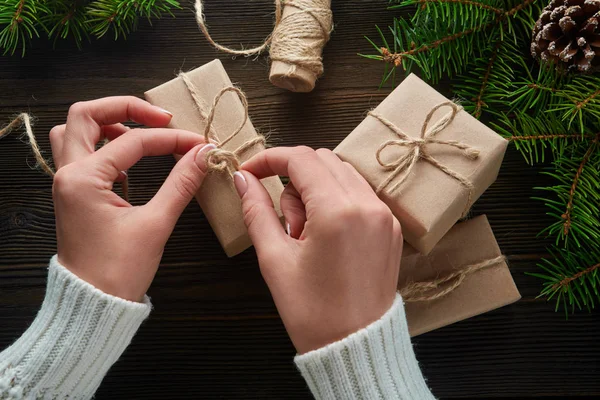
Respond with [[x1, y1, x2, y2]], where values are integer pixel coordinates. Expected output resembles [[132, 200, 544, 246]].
[[293, 145, 314, 155], [49, 125, 63, 141], [315, 148, 333, 157], [52, 166, 82, 199], [68, 101, 87, 116], [369, 203, 394, 225]]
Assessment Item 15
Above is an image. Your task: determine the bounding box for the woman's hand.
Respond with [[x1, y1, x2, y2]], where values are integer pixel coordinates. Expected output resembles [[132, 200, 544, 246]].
[[238, 146, 402, 354], [51, 96, 214, 301]]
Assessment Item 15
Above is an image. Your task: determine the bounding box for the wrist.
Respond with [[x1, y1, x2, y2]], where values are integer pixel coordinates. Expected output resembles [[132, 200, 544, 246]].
[[57, 252, 157, 302], [294, 294, 435, 400], [289, 294, 397, 355]]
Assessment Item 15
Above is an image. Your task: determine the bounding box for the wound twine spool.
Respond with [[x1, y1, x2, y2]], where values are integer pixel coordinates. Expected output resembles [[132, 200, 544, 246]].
[[195, 0, 333, 93], [370, 101, 480, 218], [179, 72, 266, 176], [400, 255, 506, 302]]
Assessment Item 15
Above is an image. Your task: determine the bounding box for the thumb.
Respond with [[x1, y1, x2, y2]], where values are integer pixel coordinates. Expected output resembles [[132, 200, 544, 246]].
[[234, 170, 288, 258], [147, 143, 214, 225]]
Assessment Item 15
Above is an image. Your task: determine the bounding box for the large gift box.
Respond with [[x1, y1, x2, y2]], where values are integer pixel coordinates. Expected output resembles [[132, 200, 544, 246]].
[[145, 59, 285, 257], [399, 215, 521, 336], [335, 74, 508, 254]]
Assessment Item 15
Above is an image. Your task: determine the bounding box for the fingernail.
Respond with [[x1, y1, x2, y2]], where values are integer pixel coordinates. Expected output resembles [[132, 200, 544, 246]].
[[195, 143, 217, 172], [286, 221, 291, 236], [156, 107, 173, 117], [233, 171, 247, 197]]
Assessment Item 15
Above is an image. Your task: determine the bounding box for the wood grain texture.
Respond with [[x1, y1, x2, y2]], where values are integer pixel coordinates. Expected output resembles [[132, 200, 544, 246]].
[[0, 0, 598, 398]]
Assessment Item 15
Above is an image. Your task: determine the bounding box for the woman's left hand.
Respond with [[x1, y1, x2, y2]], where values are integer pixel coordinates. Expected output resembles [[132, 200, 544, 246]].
[[50, 96, 213, 301]]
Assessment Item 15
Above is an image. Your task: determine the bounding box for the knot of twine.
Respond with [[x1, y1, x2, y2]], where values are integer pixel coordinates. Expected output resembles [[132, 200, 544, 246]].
[[0, 113, 55, 177], [195, 0, 333, 78], [179, 73, 265, 176], [400, 255, 506, 302], [370, 101, 480, 217]]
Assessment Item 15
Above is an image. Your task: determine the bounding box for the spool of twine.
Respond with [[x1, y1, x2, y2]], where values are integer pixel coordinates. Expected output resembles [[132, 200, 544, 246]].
[[195, 0, 333, 93]]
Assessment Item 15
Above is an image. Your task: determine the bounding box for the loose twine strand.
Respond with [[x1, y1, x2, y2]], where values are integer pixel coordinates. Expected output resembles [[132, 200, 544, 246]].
[[179, 73, 265, 176], [370, 102, 480, 217], [195, 0, 333, 79], [0, 113, 55, 177], [0, 114, 133, 201], [400, 255, 506, 302]]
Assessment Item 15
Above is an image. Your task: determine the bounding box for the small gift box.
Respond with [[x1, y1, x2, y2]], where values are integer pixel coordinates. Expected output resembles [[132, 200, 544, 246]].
[[335, 74, 508, 254], [144, 59, 284, 257], [399, 215, 521, 337]]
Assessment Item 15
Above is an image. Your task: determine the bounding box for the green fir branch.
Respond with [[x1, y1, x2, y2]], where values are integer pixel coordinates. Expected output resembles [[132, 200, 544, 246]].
[[537, 137, 600, 248], [44, 0, 89, 48], [87, 0, 180, 40], [549, 76, 600, 134], [531, 245, 600, 315], [0, 0, 179, 55], [453, 35, 523, 119], [0, 0, 49, 56]]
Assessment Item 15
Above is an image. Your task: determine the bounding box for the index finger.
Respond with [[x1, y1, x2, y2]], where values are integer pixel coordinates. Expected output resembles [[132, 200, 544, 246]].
[[241, 146, 346, 206], [63, 96, 174, 164], [88, 128, 205, 181]]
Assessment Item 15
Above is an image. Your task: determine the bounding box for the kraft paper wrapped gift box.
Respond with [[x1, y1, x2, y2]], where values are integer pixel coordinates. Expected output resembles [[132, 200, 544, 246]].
[[335, 74, 508, 255], [144, 59, 284, 257], [399, 215, 521, 337]]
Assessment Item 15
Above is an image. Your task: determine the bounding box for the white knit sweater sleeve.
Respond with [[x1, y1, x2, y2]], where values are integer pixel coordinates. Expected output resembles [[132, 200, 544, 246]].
[[295, 294, 435, 400], [0, 256, 151, 400]]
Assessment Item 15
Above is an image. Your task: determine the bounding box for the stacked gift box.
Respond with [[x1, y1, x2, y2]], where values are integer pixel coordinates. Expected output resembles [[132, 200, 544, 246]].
[[145, 59, 521, 337]]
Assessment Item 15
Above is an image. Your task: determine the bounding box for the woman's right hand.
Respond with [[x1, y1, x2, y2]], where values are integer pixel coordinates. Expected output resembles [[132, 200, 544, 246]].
[[237, 146, 403, 354]]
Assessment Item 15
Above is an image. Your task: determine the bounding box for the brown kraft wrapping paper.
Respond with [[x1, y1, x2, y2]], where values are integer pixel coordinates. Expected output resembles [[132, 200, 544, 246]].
[[399, 215, 521, 337], [334, 74, 508, 255], [144, 59, 284, 257]]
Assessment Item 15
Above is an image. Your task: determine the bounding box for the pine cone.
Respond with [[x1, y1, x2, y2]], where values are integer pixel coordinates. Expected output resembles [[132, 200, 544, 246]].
[[531, 0, 600, 73]]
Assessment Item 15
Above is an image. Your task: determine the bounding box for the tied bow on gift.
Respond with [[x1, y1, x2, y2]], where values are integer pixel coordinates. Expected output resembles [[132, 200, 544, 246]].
[[179, 73, 266, 177], [369, 101, 480, 216]]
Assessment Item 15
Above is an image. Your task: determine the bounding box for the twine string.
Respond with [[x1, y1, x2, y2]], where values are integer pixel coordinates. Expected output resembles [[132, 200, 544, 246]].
[[400, 255, 506, 302], [195, 0, 333, 78], [1, 114, 134, 201], [0, 113, 55, 177], [370, 102, 480, 217], [179, 73, 265, 176]]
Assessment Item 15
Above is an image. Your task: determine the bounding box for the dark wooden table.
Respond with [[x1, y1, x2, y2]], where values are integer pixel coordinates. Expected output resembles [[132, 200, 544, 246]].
[[1, 1, 599, 398]]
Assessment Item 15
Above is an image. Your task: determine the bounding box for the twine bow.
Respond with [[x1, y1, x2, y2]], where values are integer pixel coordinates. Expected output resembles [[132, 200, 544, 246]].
[[370, 102, 480, 216], [400, 255, 506, 302], [179, 73, 265, 177]]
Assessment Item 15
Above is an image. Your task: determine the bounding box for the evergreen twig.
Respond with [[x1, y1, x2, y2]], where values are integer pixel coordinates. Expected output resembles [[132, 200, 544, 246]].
[[0, 0, 180, 55]]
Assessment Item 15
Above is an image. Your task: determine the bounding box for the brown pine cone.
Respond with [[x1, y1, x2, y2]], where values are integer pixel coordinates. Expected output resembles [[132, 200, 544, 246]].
[[531, 0, 600, 73]]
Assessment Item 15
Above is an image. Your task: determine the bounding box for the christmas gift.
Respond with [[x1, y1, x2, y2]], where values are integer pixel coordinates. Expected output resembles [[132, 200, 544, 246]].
[[399, 215, 521, 337], [144, 59, 285, 257], [335, 74, 508, 254]]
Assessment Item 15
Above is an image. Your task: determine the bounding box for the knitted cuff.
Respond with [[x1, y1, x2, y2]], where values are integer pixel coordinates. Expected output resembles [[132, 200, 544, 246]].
[[0, 255, 151, 400], [294, 294, 435, 400]]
